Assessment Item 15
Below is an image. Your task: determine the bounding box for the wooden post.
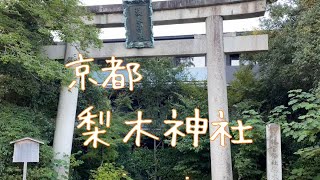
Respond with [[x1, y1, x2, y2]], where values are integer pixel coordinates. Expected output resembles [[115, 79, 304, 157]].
[[266, 123, 282, 180], [23, 162, 27, 180], [154, 139, 157, 180]]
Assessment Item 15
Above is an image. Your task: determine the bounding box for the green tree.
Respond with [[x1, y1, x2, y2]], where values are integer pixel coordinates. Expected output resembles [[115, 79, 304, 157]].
[[0, 104, 56, 179], [231, 110, 266, 179], [243, 0, 320, 111], [0, 0, 101, 179], [227, 1, 320, 179], [108, 58, 212, 179], [269, 89, 320, 179], [0, 0, 100, 81], [90, 163, 132, 180]]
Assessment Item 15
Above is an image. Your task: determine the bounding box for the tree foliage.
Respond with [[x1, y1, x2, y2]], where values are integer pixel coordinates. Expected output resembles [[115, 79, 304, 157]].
[[90, 163, 132, 180], [229, 0, 320, 179], [243, 0, 320, 110], [71, 57, 212, 179], [0, 0, 101, 179], [0, 104, 56, 179], [0, 0, 101, 81], [269, 89, 320, 179]]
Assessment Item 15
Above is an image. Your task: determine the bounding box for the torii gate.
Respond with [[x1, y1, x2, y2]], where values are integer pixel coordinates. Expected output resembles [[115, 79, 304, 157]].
[[44, 0, 268, 179]]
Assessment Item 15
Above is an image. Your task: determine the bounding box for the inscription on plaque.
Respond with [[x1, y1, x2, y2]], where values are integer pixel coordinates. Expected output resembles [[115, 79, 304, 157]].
[[123, 0, 154, 48]]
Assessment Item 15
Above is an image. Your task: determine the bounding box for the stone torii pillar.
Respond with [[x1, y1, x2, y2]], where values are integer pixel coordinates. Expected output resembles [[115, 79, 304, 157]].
[[206, 16, 233, 179], [52, 44, 79, 178]]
